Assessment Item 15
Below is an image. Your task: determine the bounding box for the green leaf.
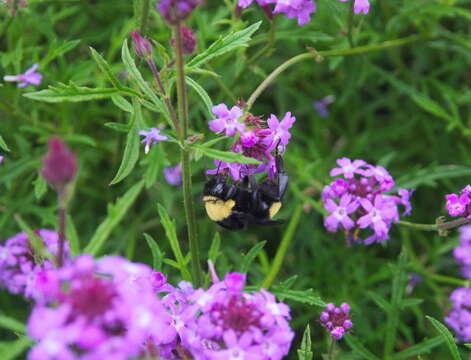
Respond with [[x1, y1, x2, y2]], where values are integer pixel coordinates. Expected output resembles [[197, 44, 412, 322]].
[[84, 181, 144, 255], [426, 316, 462, 360], [144, 233, 164, 270], [345, 334, 381, 360], [104, 122, 131, 133], [111, 95, 133, 113], [0, 337, 33, 360], [90, 47, 123, 89], [208, 232, 221, 263], [269, 287, 325, 307], [401, 298, 424, 308], [66, 214, 81, 257], [156, 203, 192, 281], [186, 76, 213, 117], [40, 39, 81, 67], [109, 100, 143, 185], [14, 214, 46, 262], [191, 145, 261, 164], [390, 336, 444, 360], [33, 174, 47, 201], [24, 83, 121, 103], [367, 291, 391, 313], [0, 135, 11, 152], [187, 22, 262, 68], [0, 314, 26, 334], [297, 325, 313, 360], [396, 165, 471, 189], [239, 241, 266, 273], [144, 143, 165, 189]]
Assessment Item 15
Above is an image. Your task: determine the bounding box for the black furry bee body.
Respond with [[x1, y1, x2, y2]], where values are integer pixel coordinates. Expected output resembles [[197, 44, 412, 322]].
[[202, 155, 288, 231]]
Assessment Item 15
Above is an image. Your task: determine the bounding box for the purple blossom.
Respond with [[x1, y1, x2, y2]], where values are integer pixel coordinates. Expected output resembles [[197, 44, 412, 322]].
[[262, 112, 296, 153], [339, 0, 370, 14], [445, 186, 471, 218], [28, 255, 175, 360], [139, 128, 168, 154], [130, 30, 152, 58], [314, 95, 335, 117], [323, 194, 358, 232], [171, 26, 197, 54], [0, 156, 3, 164], [156, 0, 201, 24], [273, 0, 316, 26], [453, 225, 471, 279], [445, 287, 471, 342], [322, 158, 412, 245], [164, 163, 182, 186], [0, 230, 70, 298], [320, 302, 353, 340], [4, 64, 42, 87], [206, 160, 243, 182], [41, 137, 77, 190], [208, 104, 245, 136]]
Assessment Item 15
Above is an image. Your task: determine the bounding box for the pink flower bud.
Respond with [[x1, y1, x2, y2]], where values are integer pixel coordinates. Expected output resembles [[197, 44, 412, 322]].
[[41, 137, 77, 190], [171, 27, 197, 55], [130, 30, 153, 58]]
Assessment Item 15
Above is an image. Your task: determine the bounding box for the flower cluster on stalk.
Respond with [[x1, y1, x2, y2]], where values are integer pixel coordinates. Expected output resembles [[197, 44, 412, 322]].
[[319, 302, 353, 340], [453, 225, 471, 279], [0, 230, 70, 298], [445, 185, 471, 219], [157, 0, 202, 24], [445, 287, 471, 342], [322, 158, 413, 245], [206, 103, 296, 181]]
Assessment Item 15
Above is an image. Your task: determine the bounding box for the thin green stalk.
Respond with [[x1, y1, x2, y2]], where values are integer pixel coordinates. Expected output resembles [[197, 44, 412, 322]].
[[246, 34, 425, 109], [138, 0, 151, 34], [56, 189, 67, 267], [248, 18, 277, 65], [261, 205, 303, 289], [174, 21, 203, 287], [347, 1, 355, 47], [327, 338, 336, 360], [398, 217, 471, 232]]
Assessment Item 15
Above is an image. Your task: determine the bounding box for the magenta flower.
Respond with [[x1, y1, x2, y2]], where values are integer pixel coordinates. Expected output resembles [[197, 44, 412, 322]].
[[130, 30, 152, 58], [164, 164, 182, 186], [453, 225, 471, 279], [171, 26, 197, 54], [323, 194, 358, 232], [206, 160, 243, 181], [445, 287, 471, 342], [208, 104, 245, 136], [28, 255, 175, 360], [446, 189, 471, 217], [4, 64, 42, 87], [357, 196, 395, 243], [139, 128, 168, 154], [0, 230, 70, 298], [156, 0, 201, 24], [0, 156, 3, 165], [273, 0, 316, 26], [330, 158, 366, 179], [320, 302, 353, 340], [262, 112, 296, 153], [339, 0, 370, 14], [41, 137, 77, 190]]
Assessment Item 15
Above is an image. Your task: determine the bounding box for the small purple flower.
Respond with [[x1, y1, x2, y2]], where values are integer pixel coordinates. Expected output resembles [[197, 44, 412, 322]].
[[206, 160, 243, 182], [446, 188, 471, 218], [164, 164, 182, 186], [445, 287, 471, 342], [157, 0, 201, 24], [41, 137, 77, 190], [208, 104, 245, 136], [398, 188, 414, 216], [323, 194, 358, 232], [262, 112, 296, 153], [339, 0, 370, 14], [453, 225, 471, 279], [0, 156, 3, 165], [4, 64, 42, 87], [130, 30, 152, 58], [406, 273, 423, 294], [357, 196, 393, 240], [171, 26, 197, 54], [330, 158, 366, 179], [0, 230, 70, 298], [273, 0, 316, 26], [314, 95, 335, 117], [139, 128, 168, 154], [320, 302, 353, 340]]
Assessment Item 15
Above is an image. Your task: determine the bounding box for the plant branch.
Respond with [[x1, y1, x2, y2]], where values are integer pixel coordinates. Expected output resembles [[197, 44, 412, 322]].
[[398, 217, 471, 232]]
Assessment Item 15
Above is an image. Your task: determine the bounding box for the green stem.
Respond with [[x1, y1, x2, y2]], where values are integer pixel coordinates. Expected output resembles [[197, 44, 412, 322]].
[[137, 0, 151, 35], [411, 266, 469, 287], [398, 217, 471, 232], [246, 34, 425, 109], [248, 18, 277, 65], [327, 337, 336, 360], [347, 1, 355, 47], [56, 189, 67, 267], [174, 21, 203, 287], [261, 205, 303, 289]]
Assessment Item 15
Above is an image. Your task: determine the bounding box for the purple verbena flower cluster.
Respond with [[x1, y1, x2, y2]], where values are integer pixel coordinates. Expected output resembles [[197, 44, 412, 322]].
[[320, 302, 353, 340], [206, 103, 296, 181], [445, 185, 471, 218], [28, 255, 175, 360], [453, 225, 471, 279], [322, 158, 413, 245], [0, 230, 70, 298], [445, 287, 471, 342], [146, 270, 294, 359], [238, 0, 316, 26], [157, 0, 201, 24]]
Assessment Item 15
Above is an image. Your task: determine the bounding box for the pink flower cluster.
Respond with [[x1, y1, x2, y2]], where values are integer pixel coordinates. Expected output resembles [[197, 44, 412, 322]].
[[0, 230, 70, 298], [445, 185, 471, 218], [453, 225, 471, 279], [153, 272, 294, 360], [207, 103, 296, 181], [238, 0, 316, 26], [445, 287, 471, 342], [27, 255, 175, 360], [322, 158, 413, 245], [320, 302, 353, 340]]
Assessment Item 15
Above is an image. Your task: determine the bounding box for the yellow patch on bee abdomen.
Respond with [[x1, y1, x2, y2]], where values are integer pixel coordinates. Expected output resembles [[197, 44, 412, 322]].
[[204, 197, 235, 221], [269, 202, 282, 218]]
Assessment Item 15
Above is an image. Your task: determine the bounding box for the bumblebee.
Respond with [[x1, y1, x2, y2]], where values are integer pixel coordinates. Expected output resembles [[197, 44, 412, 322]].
[[202, 155, 288, 231]]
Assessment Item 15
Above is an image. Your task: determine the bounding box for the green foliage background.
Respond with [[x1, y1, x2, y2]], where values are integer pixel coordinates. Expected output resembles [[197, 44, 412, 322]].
[[1, 0, 471, 358]]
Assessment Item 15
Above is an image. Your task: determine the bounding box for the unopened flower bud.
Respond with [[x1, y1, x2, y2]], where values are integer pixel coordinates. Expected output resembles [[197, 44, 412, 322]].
[[156, 0, 201, 24], [41, 137, 77, 190], [130, 30, 153, 58], [171, 26, 197, 54]]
